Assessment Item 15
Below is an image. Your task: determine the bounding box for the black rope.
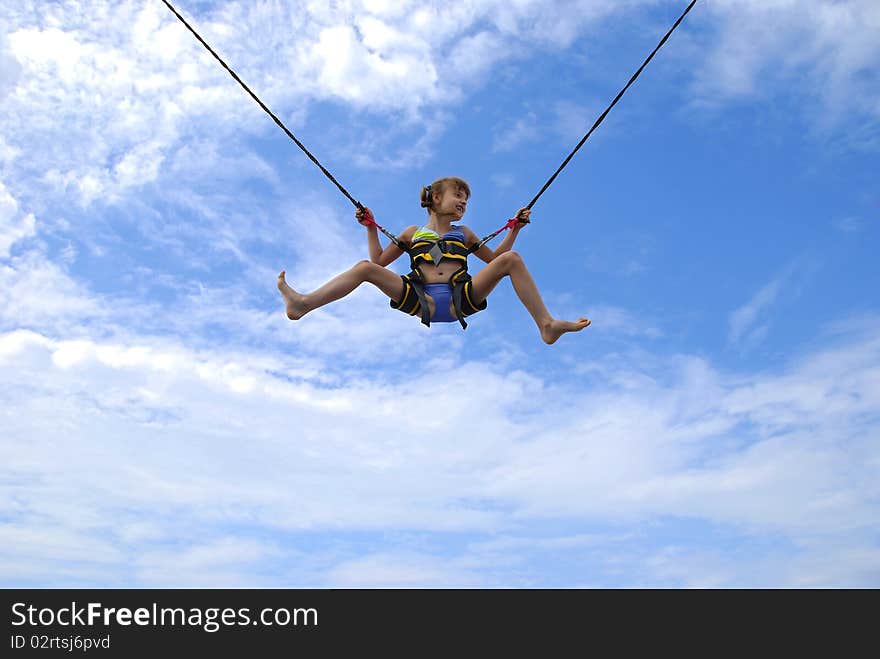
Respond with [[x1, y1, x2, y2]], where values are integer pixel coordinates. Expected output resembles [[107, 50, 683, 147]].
[[525, 0, 697, 211], [159, 0, 363, 210]]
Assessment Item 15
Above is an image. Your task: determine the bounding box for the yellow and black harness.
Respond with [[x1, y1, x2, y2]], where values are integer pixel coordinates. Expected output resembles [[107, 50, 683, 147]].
[[391, 232, 486, 329]]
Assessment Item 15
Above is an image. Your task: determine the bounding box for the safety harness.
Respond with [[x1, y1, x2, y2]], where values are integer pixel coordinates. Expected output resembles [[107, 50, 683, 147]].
[[403, 232, 480, 329]]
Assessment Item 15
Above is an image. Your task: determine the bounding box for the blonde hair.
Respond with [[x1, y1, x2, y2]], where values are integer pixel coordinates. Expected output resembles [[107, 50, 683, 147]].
[[420, 176, 471, 210]]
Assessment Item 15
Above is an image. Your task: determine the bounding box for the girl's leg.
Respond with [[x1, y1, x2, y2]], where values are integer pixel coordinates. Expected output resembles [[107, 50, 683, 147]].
[[277, 261, 405, 320], [470, 251, 590, 344]]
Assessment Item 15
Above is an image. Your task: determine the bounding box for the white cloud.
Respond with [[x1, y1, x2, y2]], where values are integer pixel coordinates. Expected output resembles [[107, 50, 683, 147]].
[[728, 276, 785, 346], [581, 304, 663, 339], [1, 313, 879, 585], [551, 99, 607, 145], [135, 537, 283, 587], [0, 136, 20, 165], [0, 251, 105, 330], [0, 32, 21, 100], [483, 337, 880, 543], [727, 263, 802, 347], [0, 182, 36, 257], [490, 173, 516, 189], [0, 0, 659, 212], [694, 0, 880, 135], [833, 216, 864, 233], [2, 0, 875, 225], [493, 112, 540, 153], [581, 230, 655, 278], [325, 552, 482, 587], [2, 2, 264, 208]]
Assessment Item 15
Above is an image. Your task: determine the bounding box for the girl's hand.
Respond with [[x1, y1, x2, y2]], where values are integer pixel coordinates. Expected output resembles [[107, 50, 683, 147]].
[[356, 206, 375, 227], [515, 208, 531, 226]]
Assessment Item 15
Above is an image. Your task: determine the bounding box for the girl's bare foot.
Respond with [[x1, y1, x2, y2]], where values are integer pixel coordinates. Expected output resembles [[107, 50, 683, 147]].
[[277, 271, 309, 320], [541, 317, 591, 345]]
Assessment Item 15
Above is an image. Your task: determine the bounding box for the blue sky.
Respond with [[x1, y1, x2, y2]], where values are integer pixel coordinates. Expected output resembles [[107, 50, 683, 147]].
[[0, 0, 878, 587]]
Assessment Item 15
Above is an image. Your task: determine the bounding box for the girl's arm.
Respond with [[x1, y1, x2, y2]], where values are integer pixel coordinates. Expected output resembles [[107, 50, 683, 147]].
[[463, 208, 530, 263], [375, 225, 417, 266], [374, 227, 415, 267], [357, 206, 384, 262], [356, 208, 415, 266]]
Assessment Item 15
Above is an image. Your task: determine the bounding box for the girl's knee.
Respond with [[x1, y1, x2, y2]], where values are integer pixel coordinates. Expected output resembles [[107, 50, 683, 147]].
[[354, 259, 389, 284], [500, 250, 523, 269]]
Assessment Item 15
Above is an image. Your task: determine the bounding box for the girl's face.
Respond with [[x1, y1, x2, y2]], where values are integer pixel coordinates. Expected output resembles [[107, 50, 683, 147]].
[[435, 185, 468, 220]]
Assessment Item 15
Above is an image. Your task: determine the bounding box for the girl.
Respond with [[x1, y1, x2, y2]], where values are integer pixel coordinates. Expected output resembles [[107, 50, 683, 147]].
[[277, 177, 590, 344]]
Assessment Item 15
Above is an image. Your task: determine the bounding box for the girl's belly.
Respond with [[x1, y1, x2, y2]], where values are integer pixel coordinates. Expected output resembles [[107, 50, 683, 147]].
[[418, 261, 457, 284]]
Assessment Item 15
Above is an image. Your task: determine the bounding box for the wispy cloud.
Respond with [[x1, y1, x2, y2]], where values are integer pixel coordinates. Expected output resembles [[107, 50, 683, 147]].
[[728, 262, 802, 348], [692, 0, 880, 141], [0, 0, 654, 207], [833, 216, 864, 233], [2, 313, 879, 586], [0, 181, 35, 257], [728, 277, 784, 346], [0, 250, 106, 331], [325, 552, 483, 588], [492, 112, 541, 153]]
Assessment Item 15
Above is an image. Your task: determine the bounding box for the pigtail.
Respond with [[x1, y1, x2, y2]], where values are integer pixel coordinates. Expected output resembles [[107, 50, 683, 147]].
[[420, 184, 433, 208]]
